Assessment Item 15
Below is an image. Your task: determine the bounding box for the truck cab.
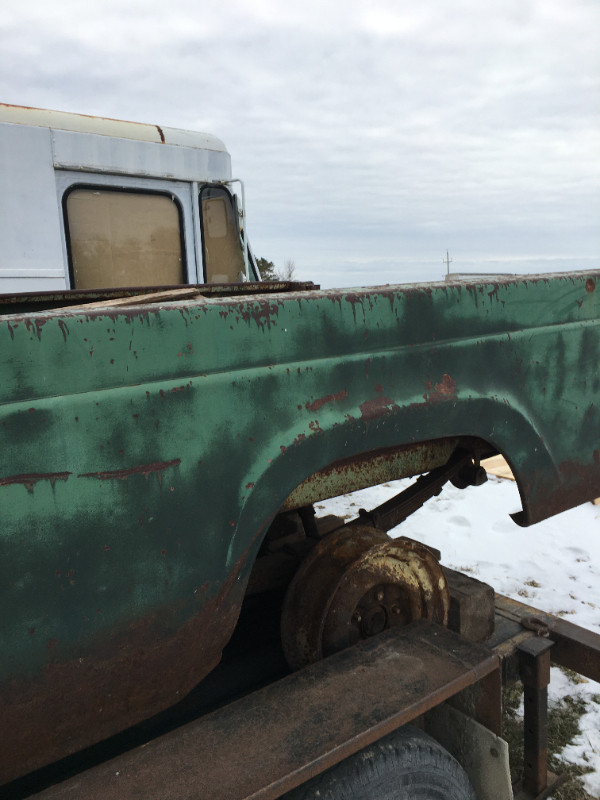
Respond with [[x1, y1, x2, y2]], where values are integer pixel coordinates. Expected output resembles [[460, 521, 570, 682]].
[[0, 103, 258, 293]]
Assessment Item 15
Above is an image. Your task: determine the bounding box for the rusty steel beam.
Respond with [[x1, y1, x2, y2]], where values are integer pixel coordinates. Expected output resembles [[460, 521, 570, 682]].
[[494, 595, 600, 683], [450, 666, 503, 737], [30, 622, 499, 800], [518, 637, 553, 796]]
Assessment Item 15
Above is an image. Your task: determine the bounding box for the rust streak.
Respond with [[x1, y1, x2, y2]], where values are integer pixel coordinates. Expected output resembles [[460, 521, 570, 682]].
[[79, 459, 181, 481], [306, 389, 348, 412], [0, 471, 71, 493], [57, 319, 69, 342]]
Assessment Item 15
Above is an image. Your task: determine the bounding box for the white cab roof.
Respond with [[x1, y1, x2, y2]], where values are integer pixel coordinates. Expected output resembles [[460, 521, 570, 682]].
[[0, 103, 228, 153]]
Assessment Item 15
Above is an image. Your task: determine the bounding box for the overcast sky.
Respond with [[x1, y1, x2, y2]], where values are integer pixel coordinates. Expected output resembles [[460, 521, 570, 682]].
[[2, 0, 599, 287]]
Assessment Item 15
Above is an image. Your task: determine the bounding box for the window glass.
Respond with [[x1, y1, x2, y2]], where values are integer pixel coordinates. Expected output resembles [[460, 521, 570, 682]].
[[200, 186, 246, 283], [65, 189, 184, 289]]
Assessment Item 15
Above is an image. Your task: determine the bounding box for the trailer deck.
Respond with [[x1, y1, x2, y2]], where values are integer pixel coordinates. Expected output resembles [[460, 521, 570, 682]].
[[12, 595, 599, 800]]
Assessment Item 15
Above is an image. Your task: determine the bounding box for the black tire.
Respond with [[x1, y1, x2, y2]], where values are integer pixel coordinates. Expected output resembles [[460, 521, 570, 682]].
[[279, 725, 477, 800]]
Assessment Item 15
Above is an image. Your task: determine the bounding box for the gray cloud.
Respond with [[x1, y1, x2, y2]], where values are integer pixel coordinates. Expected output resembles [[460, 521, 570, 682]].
[[1, 0, 598, 286]]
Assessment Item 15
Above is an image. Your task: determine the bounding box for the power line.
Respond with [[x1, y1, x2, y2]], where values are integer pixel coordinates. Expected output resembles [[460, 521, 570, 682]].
[[444, 250, 452, 276]]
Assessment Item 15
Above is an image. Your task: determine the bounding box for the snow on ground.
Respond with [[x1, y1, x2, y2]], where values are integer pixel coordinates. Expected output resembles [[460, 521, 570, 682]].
[[317, 474, 600, 796]]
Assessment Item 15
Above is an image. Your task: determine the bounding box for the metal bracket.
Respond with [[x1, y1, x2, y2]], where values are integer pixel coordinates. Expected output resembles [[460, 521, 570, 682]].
[[517, 637, 554, 796]]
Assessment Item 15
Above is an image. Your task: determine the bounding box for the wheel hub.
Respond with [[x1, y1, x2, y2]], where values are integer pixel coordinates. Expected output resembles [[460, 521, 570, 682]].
[[353, 583, 413, 637]]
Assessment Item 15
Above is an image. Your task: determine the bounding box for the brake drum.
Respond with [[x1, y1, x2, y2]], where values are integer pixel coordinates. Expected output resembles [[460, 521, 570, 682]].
[[281, 526, 449, 670]]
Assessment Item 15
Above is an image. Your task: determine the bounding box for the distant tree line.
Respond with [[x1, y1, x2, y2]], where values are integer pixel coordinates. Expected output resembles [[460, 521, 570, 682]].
[[255, 257, 296, 282]]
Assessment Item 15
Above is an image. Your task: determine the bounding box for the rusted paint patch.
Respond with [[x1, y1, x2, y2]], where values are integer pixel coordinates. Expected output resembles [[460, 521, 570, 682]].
[[424, 374, 457, 404], [79, 458, 181, 482], [239, 299, 281, 329], [306, 389, 348, 412], [435, 374, 456, 396], [23, 316, 48, 340], [359, 396, 399, 420], [0, 563, 247, 786], [586, 278, 595, 293], [0, 471, 71, 493]]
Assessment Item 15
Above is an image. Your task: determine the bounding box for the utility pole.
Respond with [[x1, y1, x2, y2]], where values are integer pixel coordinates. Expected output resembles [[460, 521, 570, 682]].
[[444, 250, 452, 277]]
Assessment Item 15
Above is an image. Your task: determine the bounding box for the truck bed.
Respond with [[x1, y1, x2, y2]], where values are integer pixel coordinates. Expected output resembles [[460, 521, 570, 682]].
[[1, 270, 599, 783]]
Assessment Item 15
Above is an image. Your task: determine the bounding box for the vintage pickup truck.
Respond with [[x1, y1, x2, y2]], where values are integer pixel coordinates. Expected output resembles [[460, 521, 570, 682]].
[[1, 105, 599, 799]]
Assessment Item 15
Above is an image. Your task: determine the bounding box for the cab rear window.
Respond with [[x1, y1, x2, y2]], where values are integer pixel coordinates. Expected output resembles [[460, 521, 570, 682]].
[[64, 188, 185, 289]]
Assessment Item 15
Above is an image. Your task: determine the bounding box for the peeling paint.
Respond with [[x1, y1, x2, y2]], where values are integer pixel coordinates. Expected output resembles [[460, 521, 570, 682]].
[[79, 459, 181, 482], [359, 396, 399, 420], [305, 390, 348, 412], [0, 471, 71, 493], [424, 374, 457, 404]]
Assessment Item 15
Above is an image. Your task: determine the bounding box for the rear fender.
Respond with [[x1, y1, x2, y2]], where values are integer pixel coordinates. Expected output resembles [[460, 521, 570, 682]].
[[230, 392, 565, 583]]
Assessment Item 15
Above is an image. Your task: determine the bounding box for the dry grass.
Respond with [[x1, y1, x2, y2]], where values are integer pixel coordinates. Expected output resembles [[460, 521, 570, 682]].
[[502, 681, 597, 800]]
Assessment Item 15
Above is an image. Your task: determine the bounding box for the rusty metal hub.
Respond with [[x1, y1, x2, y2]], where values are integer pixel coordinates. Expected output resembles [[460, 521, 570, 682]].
[[353, 583, 413, 636], [281, 526, 449, 670]]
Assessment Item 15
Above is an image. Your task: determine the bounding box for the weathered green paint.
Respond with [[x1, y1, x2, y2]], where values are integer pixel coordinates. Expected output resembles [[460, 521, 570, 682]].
[[1, 271, 599, 782]]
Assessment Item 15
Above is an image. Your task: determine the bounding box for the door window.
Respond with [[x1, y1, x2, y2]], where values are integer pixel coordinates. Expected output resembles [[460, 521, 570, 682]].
[[200, 186, 245, 283]]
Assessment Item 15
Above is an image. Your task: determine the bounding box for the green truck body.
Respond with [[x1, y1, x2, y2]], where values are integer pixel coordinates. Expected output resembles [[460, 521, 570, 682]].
[[1, 271, 599, 784]]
